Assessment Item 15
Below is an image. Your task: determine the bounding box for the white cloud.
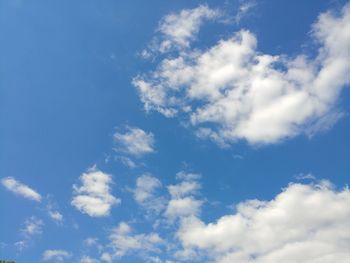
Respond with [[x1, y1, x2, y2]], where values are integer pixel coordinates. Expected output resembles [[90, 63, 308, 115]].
[[22, 216, 43, 237], [153, 5, 219, 53], [105, 222, 164, 259], [176, 181, 350, 263], [42, 249, 71, 262], [133, 175, 165, 216], [134, 3, 350, 145], [234, 0, 256, 24], [80, 256, 100, 263], [114, 127, 155, 156], [15, 216, 43, 250], [1, 177, 42, 202], [100, 252, 112, 263], [47, 200, 63, 223], [165, 172, 202, 221], [72, 170, 349, 263], [83, 237, 103, 253], [168, 180, 201, 199], [116, 156, 137, 169], [165, 197, 202, 221], [71, 167, 120, 217], [83, 237, 99, 247], [294, 173, 316, 181], [48, 210, 63, 222]]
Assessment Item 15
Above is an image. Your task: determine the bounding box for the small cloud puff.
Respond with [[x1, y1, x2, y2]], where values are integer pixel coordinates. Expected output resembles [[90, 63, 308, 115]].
[[114, 126, 155, 157], [71, 167, 120, 217]]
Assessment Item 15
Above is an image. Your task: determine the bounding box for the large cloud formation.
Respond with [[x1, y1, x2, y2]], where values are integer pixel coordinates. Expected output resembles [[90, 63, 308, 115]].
[[96, 173, 350, 263], [134, 4, 350, 145], [176, 181, 350, 263]]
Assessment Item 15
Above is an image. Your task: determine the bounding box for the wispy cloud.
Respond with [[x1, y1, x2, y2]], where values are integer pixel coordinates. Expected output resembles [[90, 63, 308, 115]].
[[114, 127, 155, 157], [1, 177, 42, 202], [15, 216, 43, 251], [46, 198, 64, 223], [165, 172, 202, 222], [115, 156, 137, 169], [42, 249, 71, 262], [234, 0, 256, 24], [80, 255, 100, 263], [22, 216, 43, 237], [48, 210, 63, 222]]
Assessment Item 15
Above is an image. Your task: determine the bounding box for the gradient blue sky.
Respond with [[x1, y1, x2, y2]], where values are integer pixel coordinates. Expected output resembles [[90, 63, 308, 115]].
[[1, 0, 350, 262]]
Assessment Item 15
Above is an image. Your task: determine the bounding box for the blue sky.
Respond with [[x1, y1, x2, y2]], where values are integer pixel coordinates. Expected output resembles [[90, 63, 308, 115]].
[[1, 0, 350, 262]]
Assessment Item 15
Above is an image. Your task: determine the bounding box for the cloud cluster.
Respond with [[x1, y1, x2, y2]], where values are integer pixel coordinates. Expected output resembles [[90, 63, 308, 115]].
[[114, 127, 155, 157], [65, 170, 350, 263], [103, 172, 350, 263], [134, 4, 350, 145], [131, 172, 202, 222], [176, 181, 350, 263], [71, 167, 120, 217], [1, 177, 42, 202]]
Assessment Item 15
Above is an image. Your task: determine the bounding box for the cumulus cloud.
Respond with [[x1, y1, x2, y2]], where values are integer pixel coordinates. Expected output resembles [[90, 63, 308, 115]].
[[133, 175, 166, 216], [42, 249, 71, 262], [1, 177, 42, 202], [176, 181, 350, 263], [165, 172, 202, 221], [81, 172, 350, 263], [134, 3, 350, 145], [71, 167, 120, 217], [114, 127, 155, 156], [105, 222, 163, 260]]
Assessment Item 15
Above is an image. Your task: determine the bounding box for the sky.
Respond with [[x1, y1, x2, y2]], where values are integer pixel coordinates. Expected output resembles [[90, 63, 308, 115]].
[[0, 0, 350, 262]]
